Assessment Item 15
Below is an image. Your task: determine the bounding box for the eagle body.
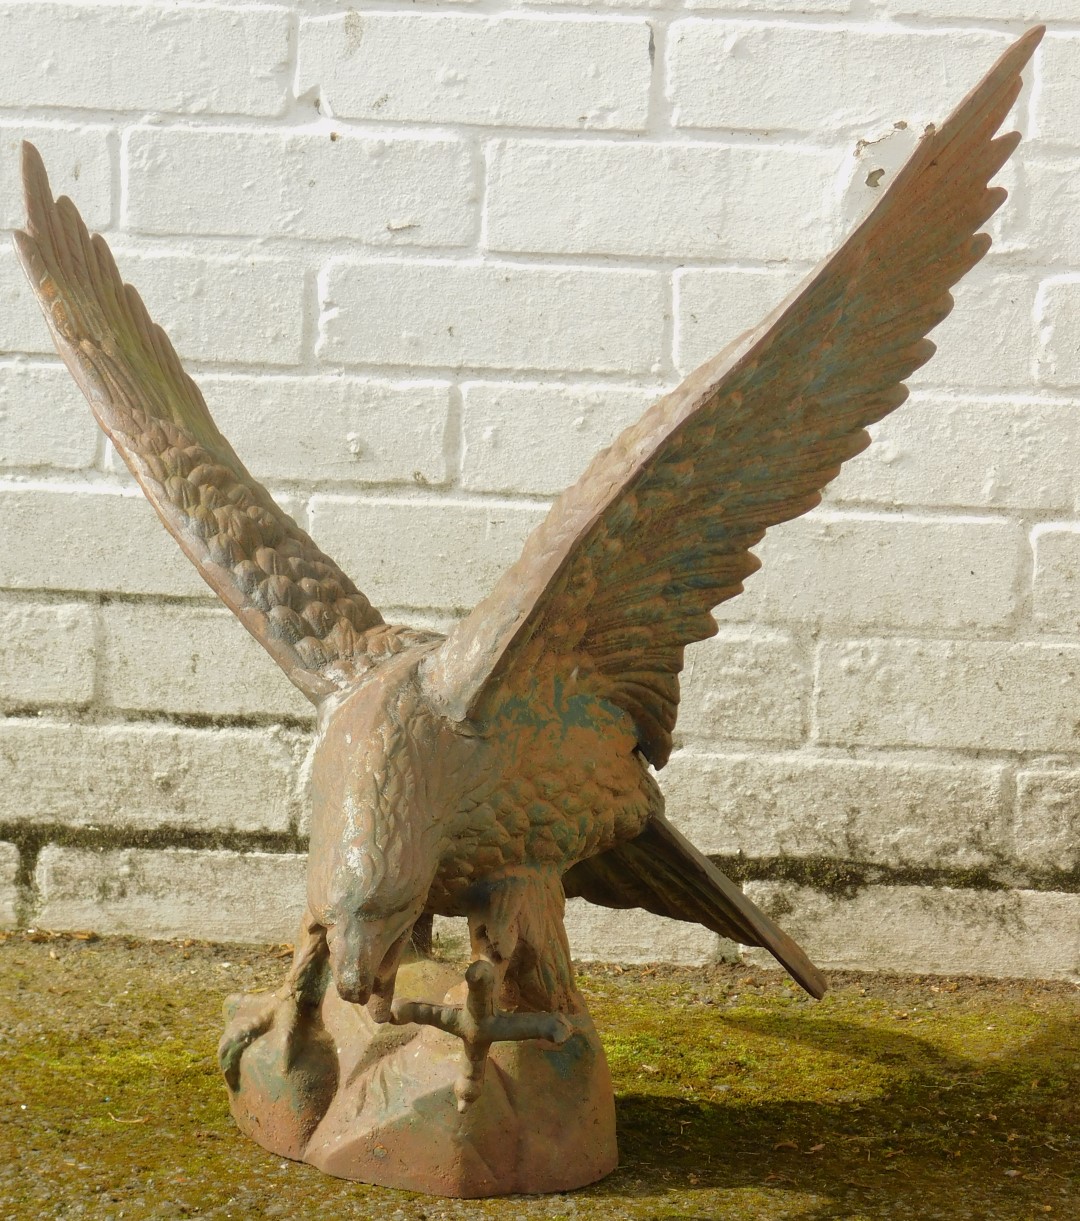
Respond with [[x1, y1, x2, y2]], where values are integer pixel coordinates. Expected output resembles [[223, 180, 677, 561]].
[[306, 638, 660, 1010]]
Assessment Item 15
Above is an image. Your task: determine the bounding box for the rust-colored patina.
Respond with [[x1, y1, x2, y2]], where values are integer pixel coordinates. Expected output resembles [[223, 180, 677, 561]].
[[15, 27, 1041, 1197]]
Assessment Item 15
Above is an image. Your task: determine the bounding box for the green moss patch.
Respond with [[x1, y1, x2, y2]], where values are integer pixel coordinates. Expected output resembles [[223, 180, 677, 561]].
[[1, 933, 1075, 1219]]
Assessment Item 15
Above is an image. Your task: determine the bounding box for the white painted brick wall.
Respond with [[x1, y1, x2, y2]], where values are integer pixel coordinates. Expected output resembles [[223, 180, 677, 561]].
[[0, 2, 1077, 981]]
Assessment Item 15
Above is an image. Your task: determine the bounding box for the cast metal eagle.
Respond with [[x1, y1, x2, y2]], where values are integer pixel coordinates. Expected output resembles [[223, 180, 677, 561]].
[[14, 27, 1041, 1097]]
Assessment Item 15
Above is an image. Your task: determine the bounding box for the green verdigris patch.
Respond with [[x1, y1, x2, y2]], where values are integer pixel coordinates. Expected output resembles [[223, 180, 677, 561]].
[[0, 933, 1075, 1219]]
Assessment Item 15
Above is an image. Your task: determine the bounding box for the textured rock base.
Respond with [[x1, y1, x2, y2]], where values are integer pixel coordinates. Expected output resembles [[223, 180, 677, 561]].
[[224, 958, 618, 1197]]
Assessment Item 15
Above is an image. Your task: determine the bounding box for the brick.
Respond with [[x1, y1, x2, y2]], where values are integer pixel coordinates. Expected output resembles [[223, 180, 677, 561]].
[[0, 487, 203, 597], [1020, 158, 1080, 265], [35, 847, 306, 942], [430, 915, 471, 959], [0, 124, 111, 230], [817, 639, 1080, 752], [486, 140, 843, 261], [668, 23, 1010, 133], [308, 496, 544, 612], [881, 0, 1078, 20], [199, 375, 450, 488], [126, 128, 474, 248], [1034, 34, 1080, 146], [1033, 525, 1080, 635], [909, 268, 1036, 391], [0, 3, 291, 116], [663, 751, 1008, 868], [114, 250, 304, 367], [714, 514, 1022, 633], [675, 267, 805, 375], [459, 382, 654, 495], [564, 898, 721, 966], [1037, 279, 1080, 390], [0, 598, 95, 709], [0, 363, 100, 471], [0, 247, 54, 355], [683, 0, 849, 9], [319, 260, 665, 375], [828, 396, 1080, 513], [1015, 771, 1080, 872], [0, 721, 295, 833], [100, 602, 312, 720], [743, 883, 1080, 981], [298, 13, 650, 131], [0, 843, 17, 927], [676, 629, 810, 747]]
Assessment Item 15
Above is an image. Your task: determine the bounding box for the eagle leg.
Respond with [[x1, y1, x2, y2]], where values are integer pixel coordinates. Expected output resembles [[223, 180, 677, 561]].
[[218, 908, 329, 1089], [391, 960, 571, 1112]]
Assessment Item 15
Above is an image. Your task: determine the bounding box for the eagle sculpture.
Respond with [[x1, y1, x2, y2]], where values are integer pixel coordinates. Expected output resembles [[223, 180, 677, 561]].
[[14, 26, 1040, 1196]]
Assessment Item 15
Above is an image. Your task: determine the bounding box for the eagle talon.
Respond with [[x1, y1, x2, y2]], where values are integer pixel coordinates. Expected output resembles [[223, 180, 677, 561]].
[[391, 959, 572, 1112]]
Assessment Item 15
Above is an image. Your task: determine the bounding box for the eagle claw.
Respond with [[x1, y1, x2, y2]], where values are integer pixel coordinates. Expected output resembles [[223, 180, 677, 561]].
[[391, 959, 572, 1112]]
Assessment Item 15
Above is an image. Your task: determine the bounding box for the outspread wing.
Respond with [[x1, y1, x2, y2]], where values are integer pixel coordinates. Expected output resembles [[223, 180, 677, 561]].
[[424, 27, 1041, 765], [15, 143, 435, 703]]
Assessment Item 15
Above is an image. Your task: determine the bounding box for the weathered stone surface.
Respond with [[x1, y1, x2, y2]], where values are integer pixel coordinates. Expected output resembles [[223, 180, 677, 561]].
[[318, 260, 665, 375], [308, 496, 544, 610], [201, 375, 452, 488], [1015, 770, 1080, 871], [816, 639, 1080, 752], [907, 267, 1037, 390], [0, 843, 18, 928], [460, 383, 654, 496], [664, 751, 1009, 868], [0, 124, 111, 231], [100, 602, 312, 720], [677, 629, 810, 746], [0, 362, 101, 471], [35, 847, 307, 941], [1024, 158, 1080, 265], [669, 23, 1010, 134], [486, 140, 842, 261], [1038, 279, 1080, 388], [564, 899, 721, 966], [714, 514, 1023, 632], [126, 128, 475, 247], [297, 13, 651, 131], [0, 599, 95, 709], [1034, 33, 1080, 146], [743, 883, 1080, 981], [0, 489, 204, 597], [1032, 524, 1080, 633], [0, 721, 296, 833], [0, 3, 292, 116], [828, 397, 1080, 512]]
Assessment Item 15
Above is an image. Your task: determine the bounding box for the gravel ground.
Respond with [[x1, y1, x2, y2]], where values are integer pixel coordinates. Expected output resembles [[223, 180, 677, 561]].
[[1, 930, 1076, 1220]]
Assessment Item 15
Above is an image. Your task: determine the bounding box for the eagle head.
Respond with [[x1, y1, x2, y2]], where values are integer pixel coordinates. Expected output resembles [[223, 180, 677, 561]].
[[306, 654, 446, 1013]]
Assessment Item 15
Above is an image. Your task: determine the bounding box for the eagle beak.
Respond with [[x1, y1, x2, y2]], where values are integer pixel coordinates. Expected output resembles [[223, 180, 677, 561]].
[[330, 915, 416, 1015]]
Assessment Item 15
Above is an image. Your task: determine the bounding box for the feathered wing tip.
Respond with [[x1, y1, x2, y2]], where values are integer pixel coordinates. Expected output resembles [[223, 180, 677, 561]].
[[565, 816, 828, 998], [14, 141, 434, 700]]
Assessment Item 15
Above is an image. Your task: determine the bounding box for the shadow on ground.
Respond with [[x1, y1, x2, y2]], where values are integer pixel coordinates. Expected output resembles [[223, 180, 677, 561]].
[[1, 932, 1075, 1220]]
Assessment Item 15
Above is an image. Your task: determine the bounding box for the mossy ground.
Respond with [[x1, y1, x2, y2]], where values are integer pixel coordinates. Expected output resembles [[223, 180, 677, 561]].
[[0, 932, 1075, 1220]]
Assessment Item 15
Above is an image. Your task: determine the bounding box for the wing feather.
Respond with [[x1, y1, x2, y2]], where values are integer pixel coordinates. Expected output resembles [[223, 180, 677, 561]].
[[424, 27, 1042, 766], [15, 143, 434, 700]]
